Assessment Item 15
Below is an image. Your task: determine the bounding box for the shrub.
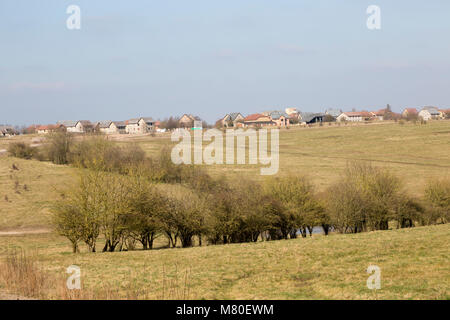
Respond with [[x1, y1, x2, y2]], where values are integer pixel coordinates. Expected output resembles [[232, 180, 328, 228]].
[[45, 132, 73, 164], [326, 162, 403, 233], [7, 142, 35, 159], [424, 179, 450, 224], [69, 136, 145, 173], [265, 176, 322, 239]]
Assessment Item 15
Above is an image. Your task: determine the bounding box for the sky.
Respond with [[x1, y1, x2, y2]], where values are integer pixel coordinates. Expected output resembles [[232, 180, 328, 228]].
[[1, 0, 450, 126]]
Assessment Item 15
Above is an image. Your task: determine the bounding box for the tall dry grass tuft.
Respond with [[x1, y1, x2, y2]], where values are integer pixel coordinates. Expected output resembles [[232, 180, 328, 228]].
[[159, 265, 191, 300], [0, 249, 49, 298]]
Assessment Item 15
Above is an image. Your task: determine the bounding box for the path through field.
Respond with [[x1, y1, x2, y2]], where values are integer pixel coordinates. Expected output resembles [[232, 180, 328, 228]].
[[0, 228, 51, 236]]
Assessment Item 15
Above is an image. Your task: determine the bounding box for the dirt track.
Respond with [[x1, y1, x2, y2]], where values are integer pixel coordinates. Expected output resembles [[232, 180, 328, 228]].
[[0, 228, 51, 236]]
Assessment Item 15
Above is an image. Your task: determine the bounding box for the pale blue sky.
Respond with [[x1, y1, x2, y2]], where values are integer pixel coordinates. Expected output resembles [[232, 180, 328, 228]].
[[1, 0, 450, 125]]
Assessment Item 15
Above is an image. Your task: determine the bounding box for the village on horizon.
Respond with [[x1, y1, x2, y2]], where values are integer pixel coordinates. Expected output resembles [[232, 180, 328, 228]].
[[1, 105, 449, 137]]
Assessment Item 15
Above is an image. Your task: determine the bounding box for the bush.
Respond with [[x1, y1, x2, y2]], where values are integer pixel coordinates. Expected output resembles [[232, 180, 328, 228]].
[[7, 142, 35, 159], [45, 132, 73, 164], [69, 136, 145, 173], [326, 162, 403, 233], [424, 179, 450, 224]]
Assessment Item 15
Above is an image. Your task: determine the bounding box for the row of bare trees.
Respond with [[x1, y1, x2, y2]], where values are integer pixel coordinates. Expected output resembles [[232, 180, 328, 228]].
[[52, 141, 449, 253]]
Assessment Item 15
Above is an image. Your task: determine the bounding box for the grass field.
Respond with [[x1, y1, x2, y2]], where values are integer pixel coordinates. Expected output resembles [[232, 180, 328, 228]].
[[0, 224, 448, 299], [0, 120, 449, 299]]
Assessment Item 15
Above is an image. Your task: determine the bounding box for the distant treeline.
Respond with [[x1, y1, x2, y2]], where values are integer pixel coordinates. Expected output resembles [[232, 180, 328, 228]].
[[7, 132, 450, 253]]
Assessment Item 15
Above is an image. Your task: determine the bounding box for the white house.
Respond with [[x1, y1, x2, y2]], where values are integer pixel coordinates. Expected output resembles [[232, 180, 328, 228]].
[[419, 107, 441, 121]]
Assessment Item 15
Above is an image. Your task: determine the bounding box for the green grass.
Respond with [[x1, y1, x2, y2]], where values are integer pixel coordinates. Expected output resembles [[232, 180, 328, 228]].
[[0, 224, 448, 299]]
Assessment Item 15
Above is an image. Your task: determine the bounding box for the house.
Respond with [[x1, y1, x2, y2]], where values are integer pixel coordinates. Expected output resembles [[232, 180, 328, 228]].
[[418, 107, 440, 121], [299, 112, 325, 124], [179, 114, 201, 128], [112, 121, 127, 133], [267, 111, 290, 127], [402, 108, 418, 118], [126, 118, 144, 134], [97, 121, 126, 134], [78, 120, 96, 133], [336, 111, 374, 122], [57, 121, 78, 132], [125, 117, 155, 134], [221, 113, 245, 127], [141, 117, 156, 132], [0, 126, 16, 137], [243, 113, 273, 127], [371, 109, 387, 121], [36, 124, 65, 134], [57, 120, 94, 133], [438, 109, 450, 119]]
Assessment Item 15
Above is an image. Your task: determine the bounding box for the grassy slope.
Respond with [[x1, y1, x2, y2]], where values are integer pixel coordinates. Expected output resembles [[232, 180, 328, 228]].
[[124, 121, 450, 193], [0, 157, 74, 229], [0, 121, 449, 299], [0, 224, 448, 299]]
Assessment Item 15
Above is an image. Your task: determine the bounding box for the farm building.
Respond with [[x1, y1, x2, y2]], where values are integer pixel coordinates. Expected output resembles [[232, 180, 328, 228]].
[[337, 111, 374, 122], [299, 112, 325, 124]]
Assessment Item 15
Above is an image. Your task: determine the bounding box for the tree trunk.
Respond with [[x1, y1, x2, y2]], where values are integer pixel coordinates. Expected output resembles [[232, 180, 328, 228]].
[[72, 242, 79, 253], [102, 240, 109, 252]]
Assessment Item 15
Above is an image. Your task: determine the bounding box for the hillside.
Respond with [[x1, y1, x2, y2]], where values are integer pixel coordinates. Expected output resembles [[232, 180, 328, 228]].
[[0, 224, 448, 299], [1, 121, 449, 230]]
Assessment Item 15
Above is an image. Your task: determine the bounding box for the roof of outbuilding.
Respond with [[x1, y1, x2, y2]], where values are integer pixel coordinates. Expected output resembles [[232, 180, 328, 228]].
[[57, 120, 77, 127], [300, 112, 325, 123]]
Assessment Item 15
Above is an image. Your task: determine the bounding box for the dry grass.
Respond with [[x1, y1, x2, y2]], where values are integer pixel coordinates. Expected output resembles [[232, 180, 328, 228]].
[[0, 249, 48, 298], [0, 224, 448, 300], [0, 121, 449, 299]]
